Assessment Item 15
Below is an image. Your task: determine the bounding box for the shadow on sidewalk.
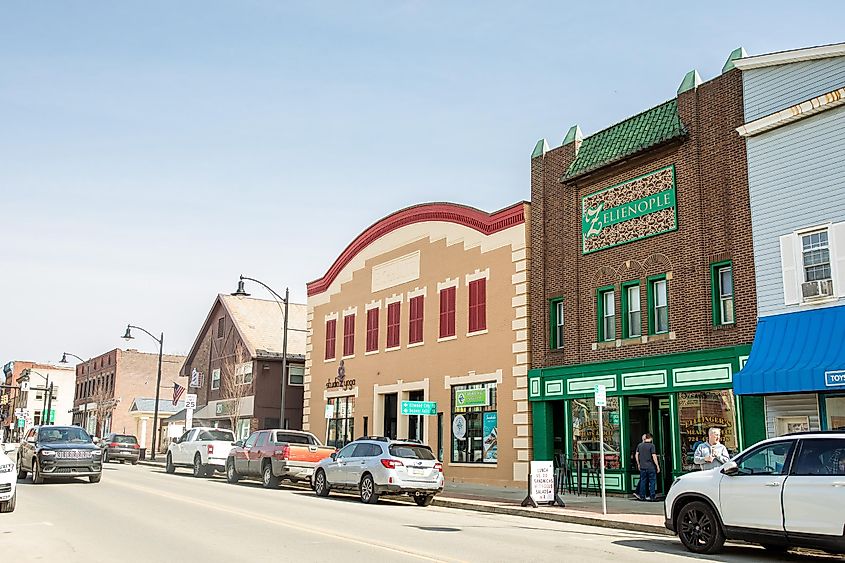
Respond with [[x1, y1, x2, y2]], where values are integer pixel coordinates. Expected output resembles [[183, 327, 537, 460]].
[[614, 539, 843, 561]]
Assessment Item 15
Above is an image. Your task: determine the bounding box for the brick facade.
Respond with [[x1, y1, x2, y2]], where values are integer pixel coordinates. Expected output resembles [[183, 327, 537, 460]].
[[530, 68, 756, 370]]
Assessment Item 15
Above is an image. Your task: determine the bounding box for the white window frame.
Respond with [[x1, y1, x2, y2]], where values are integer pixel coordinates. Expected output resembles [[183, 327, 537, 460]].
[[653, 280, 669, 334], [801, 229, 832, 283], [601, 290, 615, 342], [554, 300, 564, 350], [627, 284, 641, 338], [211, 368, 221, 390], [288, 365, 305, 386], [716, 264, 735, 325]]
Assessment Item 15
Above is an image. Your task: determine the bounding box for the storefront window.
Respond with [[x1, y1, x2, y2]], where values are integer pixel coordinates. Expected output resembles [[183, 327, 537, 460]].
[[326, 396, 355, 449], [678, 390, 737, 471], [451, 382, 497, 464], [570, 397, 621, 469], [826, 396, 845, 430]]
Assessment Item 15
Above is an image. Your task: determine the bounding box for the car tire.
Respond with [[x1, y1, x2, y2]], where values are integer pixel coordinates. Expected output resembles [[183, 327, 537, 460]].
[[165, 453, 175, 474], [17, 465, 27, 480], [89, 473, 102, 484], [0, 491, 15, 513], [262, 463, 280, 489], [413, 494, 434, 507], [314, 469, 330, 497], [103, 451, 109, 464], [32, 459, 44, 484], [192, 454, 205, 478], [226, 459, 240, 484], [677, 501, 725, 555], [131, 460, 138, 466], [359, 474, 379, 504]]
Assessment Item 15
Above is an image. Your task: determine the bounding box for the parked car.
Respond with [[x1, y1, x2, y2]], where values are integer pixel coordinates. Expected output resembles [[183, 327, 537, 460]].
[[0, 444, 17, 512], [166, 427, 236, 477], [226, 429, 335, 488], [100, 433, 141, 464], [313, 437, 444, 506], [16, 425, 102, 484], [665, 431, 845, 555]]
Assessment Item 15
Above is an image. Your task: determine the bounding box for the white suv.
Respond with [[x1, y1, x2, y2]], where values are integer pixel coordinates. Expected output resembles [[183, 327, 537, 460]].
[[0, 444, 17, 513], [665, 432, 845, 555]]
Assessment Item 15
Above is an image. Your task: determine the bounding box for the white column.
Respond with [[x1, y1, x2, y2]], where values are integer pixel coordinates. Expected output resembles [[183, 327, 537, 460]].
[[140, 417, 149, 450]]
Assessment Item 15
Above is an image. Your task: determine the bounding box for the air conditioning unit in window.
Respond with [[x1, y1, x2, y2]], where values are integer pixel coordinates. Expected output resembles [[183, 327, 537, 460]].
[[801, 279, 834, 300]]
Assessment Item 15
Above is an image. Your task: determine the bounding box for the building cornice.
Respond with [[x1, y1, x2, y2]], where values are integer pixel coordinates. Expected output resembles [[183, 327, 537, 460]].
[[737, 87, 845, 137], [733, 42, 845, 70]]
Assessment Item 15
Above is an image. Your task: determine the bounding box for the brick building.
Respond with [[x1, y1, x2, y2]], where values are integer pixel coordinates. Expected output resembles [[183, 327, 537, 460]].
[[71, 349, 185, 454], [1, 361, 75, 440], [180, 294, 306, 439], [528, 48, 765, 495]]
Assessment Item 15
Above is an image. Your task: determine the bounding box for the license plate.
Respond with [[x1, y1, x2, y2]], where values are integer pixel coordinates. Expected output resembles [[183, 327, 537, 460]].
[[56, 451, 89, 459], [408, 468, 425, 476]]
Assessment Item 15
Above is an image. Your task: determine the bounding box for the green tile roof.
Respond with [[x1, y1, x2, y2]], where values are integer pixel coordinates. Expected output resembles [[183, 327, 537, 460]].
[[562, 99, 687, 180]]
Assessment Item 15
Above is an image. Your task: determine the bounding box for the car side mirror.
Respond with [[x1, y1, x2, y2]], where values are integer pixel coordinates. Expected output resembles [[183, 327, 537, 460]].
[[330, 452, 337, 461], [721, 461, 739, 476]]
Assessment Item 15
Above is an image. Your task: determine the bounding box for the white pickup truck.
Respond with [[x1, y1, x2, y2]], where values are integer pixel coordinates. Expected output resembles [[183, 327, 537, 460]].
[[166, 427, 236, 478]]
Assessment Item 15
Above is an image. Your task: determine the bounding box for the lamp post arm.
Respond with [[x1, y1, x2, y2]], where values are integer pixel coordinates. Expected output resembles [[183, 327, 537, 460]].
[[239, 276, 287, 304], [63, 353, 86, 363], [128, 324, 163, 345]]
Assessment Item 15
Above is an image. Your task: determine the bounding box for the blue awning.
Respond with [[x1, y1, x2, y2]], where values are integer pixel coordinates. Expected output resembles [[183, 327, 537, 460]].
[[735, 304, 845, 395]]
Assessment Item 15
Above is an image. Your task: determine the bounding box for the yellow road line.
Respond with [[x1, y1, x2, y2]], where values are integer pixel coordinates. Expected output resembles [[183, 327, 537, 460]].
[[110, 479, 465, 563]]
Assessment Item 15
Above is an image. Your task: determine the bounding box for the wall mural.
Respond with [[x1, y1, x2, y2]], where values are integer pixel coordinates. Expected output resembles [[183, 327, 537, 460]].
[[581, 165, 678, 254]]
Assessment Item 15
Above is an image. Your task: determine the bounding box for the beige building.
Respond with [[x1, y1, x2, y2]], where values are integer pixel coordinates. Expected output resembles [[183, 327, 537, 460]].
[[304, 202, 531, 487]]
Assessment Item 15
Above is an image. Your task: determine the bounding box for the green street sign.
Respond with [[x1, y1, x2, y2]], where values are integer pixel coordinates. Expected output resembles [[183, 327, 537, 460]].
[[455, 388, 489, 408], [401, 401, 437, 416], [17, 419, 25, 428]]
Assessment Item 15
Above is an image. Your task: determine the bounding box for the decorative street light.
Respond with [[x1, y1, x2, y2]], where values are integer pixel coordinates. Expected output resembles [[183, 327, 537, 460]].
[[232, 275, 291, 429], [121, 324, 164, 460], [59, 352, 86, 365], [60, 352, 90, 430]]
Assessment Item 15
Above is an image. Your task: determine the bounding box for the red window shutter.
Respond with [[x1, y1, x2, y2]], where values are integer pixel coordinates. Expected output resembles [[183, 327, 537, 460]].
[[366, 308, 379, 352], [387, 302, 400, 348], [469, 279, 487, 333], [343, 314, 355, 357], [439, 287, 456, 338], [325, 319, 336, 360], [409, 296, 424, 344]]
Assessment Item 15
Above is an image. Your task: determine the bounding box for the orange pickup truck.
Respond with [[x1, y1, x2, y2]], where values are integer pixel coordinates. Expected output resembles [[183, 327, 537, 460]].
[[226, 429, 335, 489]]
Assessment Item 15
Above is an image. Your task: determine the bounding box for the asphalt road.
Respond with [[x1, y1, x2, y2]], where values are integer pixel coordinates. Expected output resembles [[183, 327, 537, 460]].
[[1, 463, 842, 563]]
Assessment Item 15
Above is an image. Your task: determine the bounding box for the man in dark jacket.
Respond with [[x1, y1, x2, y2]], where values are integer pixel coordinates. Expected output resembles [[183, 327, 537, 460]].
[[634, 433, 660, 501]]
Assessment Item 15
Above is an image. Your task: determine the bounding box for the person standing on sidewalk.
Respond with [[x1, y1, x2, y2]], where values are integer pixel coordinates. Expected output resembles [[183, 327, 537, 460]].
[[634, 433, 660, 501], [694, 427, 730, 470]]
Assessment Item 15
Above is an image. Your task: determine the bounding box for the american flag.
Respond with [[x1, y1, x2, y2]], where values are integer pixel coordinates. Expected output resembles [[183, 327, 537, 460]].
[[172, 383, 186, 406]]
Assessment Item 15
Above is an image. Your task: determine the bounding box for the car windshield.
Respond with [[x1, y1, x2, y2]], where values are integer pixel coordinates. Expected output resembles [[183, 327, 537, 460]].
[[113, 435, 138, 444], [39, 427, 92, 444], [275, 432, 314, 445], [389, 444, 435, 460], [205, 430, 235, 441]]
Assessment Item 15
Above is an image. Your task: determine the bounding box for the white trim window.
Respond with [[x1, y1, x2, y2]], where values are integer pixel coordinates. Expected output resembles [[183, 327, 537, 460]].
[[236, 362, 253, 385], [627, 285, 641, 338], [780, 223, 845, 305], [554, 300, 564, 349], [288, 365, 305, 386], [211, 368, 221, 390], [601, 290, 615, 342], [802, 230, 832, 283], [716, 265, 735, 325], [653, 280, 669, 334]]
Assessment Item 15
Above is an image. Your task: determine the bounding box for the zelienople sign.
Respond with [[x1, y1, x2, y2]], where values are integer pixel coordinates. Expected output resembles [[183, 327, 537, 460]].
[[581, 165, 678, 254]]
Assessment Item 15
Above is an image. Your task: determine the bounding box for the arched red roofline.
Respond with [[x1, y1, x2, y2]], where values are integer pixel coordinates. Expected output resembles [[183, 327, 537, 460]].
[[307, 201, 526, 297]]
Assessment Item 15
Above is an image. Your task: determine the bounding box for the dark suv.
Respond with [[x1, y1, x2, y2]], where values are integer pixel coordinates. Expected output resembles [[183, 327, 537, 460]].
[[100, 433, 140, 464], [17, 426, 102, 484]]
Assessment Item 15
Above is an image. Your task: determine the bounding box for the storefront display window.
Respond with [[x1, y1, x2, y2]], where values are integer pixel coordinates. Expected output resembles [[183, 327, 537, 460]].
[[825, 396, 845, 430], [678, 390, 737, 471], [451, 382, 497, 464], [326, 396, 355, 449], [570, 396, 621, 469]]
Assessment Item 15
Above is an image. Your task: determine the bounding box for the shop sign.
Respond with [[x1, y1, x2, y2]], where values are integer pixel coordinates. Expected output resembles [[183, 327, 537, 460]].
[[581, 165, 678, 254], [324, 403, 335, 419], [529, 461, 555, 503], [482, 412, 497, 463], [326, 360, 356, 391], [401, 401, 437, 416], [455, 388, 488, 408], [452, 414, 467, 440], [825, 370, 845, 387]]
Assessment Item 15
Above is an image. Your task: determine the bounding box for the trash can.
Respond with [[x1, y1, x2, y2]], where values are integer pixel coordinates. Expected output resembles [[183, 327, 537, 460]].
[[139, 448, 147, 461]]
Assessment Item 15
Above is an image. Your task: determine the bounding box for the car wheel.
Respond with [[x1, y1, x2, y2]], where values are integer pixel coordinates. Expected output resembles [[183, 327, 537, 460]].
[[192, 454, 205, 478], [262, 463, 280, 489], [32, 459, 44, 484], [131, 460, 138, 466], [226, 459, 240, 484], [165, 453, 175, 474], [17, 464, 27, 480], [359, 474, 379, 504], [89, 473, 102, 483], [413, 494, 434, 507], [677, 501, 725, 554], [314, 469, 330, 497], [0, 491, 15, 513], [103, 451, 109, 464]]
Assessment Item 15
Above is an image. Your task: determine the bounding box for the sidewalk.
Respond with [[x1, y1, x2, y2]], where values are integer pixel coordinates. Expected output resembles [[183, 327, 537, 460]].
[[138, 459, 669, 535]]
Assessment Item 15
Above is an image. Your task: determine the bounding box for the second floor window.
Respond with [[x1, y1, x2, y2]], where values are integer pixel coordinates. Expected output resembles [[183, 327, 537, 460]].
[[650, 277, 669, 334], [712, 262, 735, 325], [325, 319, 337, 360], [343, 314, 355, 357], [802, 230, 831, 283], [366, 308, 379, 353], [599, 288, 615, 342], [409, 296, 424, 344], [439, 286, 456, 339], [211, 368, 221, 390], [550, 298, 564, 350], [468, 279, 487, 333], [387, 302, 401, 348], [624, 283, 641, 338]]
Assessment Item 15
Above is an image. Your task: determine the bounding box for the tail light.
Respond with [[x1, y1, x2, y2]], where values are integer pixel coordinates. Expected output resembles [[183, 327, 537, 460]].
[[207, 444, 214, 456], [272, 445, 290, 461], [380, 459, 404, 469], [434, 462, 443, 473], [109, 442, 119, 448], [132, 444, 140, 449]]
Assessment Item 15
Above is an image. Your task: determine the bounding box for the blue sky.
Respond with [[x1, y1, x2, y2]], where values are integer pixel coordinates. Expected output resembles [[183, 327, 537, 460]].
[[2, 1, 843, 362]]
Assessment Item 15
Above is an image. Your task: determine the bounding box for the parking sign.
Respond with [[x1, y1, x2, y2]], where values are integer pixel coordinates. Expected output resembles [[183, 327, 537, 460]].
[[185, 394, 197, 410], [594, 384, 607, 407]]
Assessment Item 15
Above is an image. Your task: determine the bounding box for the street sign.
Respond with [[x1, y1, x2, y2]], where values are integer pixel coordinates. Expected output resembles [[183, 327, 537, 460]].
[[17, 419, 24, 428], [20, 382, 30, 392], [455, 388, 488, 408], [594, 384, 607, 407], [14, 408, 23, 417], [184, 394, 197, 410], [400, 401, 437, 416]]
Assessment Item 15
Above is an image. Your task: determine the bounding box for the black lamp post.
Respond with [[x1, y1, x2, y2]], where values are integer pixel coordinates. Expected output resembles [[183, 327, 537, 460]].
[[232, 275, 290, 429], [60, 352, 88, 429], [122, 324, 164, 460]]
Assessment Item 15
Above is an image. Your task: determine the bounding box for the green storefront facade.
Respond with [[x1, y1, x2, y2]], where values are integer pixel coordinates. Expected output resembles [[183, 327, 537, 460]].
[[529, 345, 766, 495]]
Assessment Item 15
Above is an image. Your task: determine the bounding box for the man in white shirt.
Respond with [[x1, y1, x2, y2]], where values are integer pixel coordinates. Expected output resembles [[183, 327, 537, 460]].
[[694, 427, 730, 470]]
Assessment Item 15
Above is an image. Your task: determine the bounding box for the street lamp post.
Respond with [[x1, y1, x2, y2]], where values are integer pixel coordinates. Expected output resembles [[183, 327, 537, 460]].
[[60, 353, 86, 428], [122, 325, 164, 460], [232, 275, 290, 429]]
